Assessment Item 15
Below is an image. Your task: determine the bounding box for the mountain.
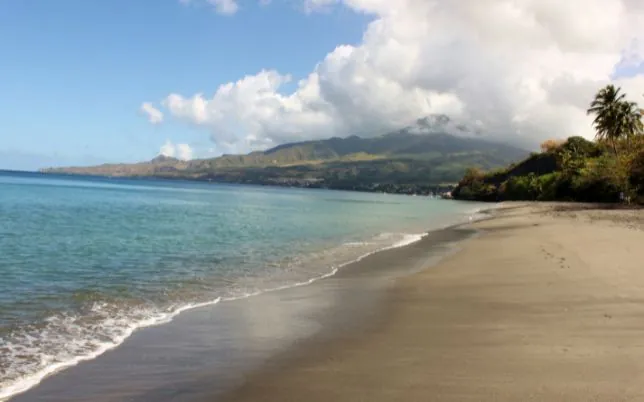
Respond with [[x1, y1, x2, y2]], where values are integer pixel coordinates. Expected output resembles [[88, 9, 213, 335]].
[[201, 116, 511, 168], [42, 116, 529, 194]]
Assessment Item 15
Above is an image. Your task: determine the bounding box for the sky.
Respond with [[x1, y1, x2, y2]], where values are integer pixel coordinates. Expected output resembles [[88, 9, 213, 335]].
[[1, 0, 644, 171]]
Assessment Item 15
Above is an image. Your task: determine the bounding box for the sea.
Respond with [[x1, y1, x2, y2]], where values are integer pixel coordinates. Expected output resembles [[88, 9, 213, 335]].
[[0, 171, 485, 400]]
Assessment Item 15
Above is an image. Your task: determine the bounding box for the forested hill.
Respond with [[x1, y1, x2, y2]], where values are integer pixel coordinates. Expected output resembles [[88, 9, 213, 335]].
[[451, 84, 644, 204], [41, 118, 528, 194]]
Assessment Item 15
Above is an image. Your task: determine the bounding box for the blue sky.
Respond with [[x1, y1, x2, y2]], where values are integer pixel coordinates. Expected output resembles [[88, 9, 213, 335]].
[[1, 1, 642, 171], [0, 0, 370, 170]]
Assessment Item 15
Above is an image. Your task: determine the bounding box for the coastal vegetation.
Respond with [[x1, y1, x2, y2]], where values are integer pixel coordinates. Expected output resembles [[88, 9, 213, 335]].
[[452, 85, 644, 204]]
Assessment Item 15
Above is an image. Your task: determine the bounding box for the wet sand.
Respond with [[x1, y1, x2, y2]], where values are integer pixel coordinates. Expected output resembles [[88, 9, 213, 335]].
[[10, 223, 472, 402], [220, 203, 644, 402]]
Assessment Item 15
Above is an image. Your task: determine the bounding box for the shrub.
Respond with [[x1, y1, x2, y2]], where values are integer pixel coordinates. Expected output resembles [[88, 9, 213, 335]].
[[570, 174, 622, 203], [502, 173, 539, 200], [559, 136, 604, 158], [536, 173, 560, 201], [630, 150, 644, 196]]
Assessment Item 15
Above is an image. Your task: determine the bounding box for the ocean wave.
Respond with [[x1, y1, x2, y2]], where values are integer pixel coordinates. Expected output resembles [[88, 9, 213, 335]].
[[0, 298, 221, 402], [342, 241, 372, 247], [0, 231, 429, 401]]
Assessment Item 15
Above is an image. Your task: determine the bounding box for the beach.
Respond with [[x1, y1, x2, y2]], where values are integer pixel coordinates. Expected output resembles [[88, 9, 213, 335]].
[[220, 203, 644, 402], [9, 202, 644, 402], [8, 210, 474, 402], [2, 173, 481, 401]]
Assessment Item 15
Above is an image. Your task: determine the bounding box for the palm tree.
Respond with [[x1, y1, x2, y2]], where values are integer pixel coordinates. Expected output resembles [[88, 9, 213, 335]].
[[587, 85, 627, 154], [587, 85, 644, 154], [618, 100, 644, 139]]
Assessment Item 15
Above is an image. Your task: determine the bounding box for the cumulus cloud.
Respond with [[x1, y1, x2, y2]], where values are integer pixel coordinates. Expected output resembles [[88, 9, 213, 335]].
[[156, 0, 644, 152], [140, 102, 164, 124], [159, 140, 194, 160]]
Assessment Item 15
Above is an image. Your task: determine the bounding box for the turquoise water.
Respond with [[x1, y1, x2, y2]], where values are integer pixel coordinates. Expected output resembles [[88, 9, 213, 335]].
[[0, 171, 482, 399]]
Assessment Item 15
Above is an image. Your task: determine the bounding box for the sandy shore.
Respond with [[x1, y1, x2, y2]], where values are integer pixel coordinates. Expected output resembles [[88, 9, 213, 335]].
[[10, 218, 472, 402], [221, 203, 644, 402]]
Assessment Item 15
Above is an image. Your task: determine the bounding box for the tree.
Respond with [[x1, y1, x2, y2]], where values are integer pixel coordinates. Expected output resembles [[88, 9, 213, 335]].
[[559, 136, 602, 158], [587, 85, 642, 155], [617, 100, 644, 140], [540, 139, 565, 153], [630, 150, 644, 197], [462, 167, 483, 183]]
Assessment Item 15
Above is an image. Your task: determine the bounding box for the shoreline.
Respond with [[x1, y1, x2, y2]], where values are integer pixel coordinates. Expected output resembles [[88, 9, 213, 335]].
[[8, 214, 478, 402], [9, 170, 457, 197], [0, 234, 405, 401], [217, 202, 644, 402]]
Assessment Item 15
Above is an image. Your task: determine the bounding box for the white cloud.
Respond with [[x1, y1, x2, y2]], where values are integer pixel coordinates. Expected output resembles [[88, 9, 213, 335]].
[[180, 0, 239, 15], [177, 143, 194, 160], [158, 0, 644, 152], [209, 0, 239, 15], [140, 102, 164, 124], [159, 141, 176, 157], [159, 140, 194, 160]]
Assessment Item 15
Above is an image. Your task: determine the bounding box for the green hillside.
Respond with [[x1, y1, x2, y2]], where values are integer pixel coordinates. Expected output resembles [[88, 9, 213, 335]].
[[451, 85, 644, 204], [201, 130, 526, 168], [42, 124, 528, 194]]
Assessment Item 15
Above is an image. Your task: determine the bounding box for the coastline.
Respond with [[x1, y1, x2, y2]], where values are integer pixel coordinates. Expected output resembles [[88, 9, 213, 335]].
[[3, 168, 490, 402], [8, 213, 477, 402], [12, 169, 456, 197], [218, 202, 644, 402]]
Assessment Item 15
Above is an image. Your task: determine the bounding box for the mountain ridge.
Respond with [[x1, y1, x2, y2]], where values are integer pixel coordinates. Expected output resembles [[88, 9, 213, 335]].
[[41, 119, 529, 193]]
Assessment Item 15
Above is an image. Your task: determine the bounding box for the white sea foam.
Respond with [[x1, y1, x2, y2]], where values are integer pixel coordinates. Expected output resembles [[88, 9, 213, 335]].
[[453, 203, 498, 228], [343, 241, 371, 247], [392, 233, 426, 248], [0, 231, 430, 402], [0, 298, 224, 402]]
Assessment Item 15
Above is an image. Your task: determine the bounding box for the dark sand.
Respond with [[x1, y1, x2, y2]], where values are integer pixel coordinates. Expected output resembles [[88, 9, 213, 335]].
[[219, 203, 644, 402]]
